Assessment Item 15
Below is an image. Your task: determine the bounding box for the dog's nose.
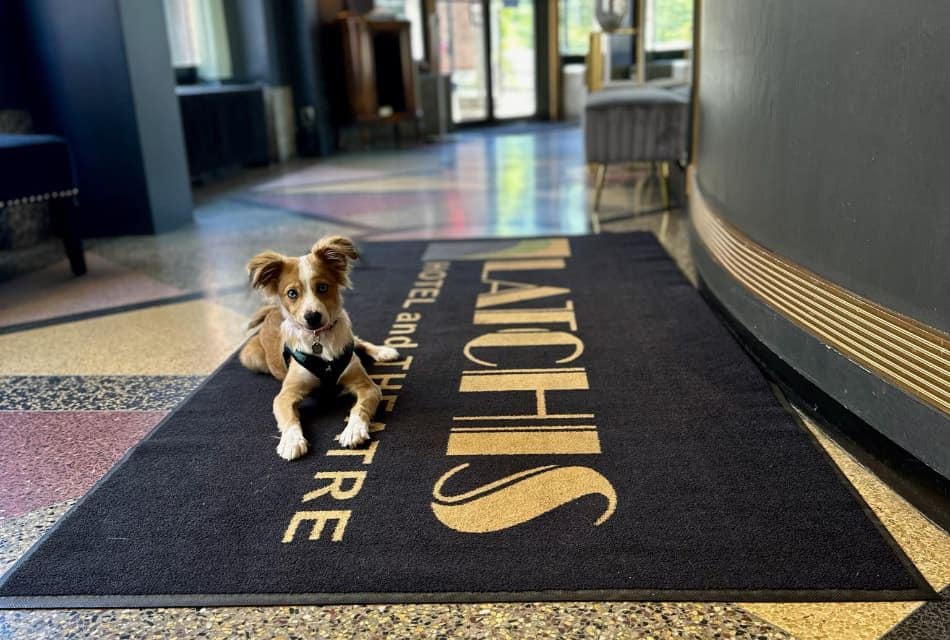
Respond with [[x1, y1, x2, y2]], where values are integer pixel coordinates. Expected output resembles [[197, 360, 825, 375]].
[[304, 311, 323, 329]]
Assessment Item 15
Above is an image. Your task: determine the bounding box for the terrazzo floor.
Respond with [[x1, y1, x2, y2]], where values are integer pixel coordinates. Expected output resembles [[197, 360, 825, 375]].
[[0, 124, 946, 639]]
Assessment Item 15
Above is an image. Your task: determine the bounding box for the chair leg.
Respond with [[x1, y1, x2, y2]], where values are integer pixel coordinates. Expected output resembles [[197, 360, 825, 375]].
[[659, 211, 670, 240], [658, 162, 672, 240], [590, 200, 602, 234], [51, 197, 86, 276], [593, 163, 607, 212], [63, 232, 87, 276], [660, 161, 671, 211]]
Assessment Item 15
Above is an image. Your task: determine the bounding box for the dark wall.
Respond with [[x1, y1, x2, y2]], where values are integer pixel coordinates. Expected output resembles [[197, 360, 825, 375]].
[[697, 0, 949, 331], [0, 1, 31, 110], [694, 0, 950, 476], [225, 0, 288, 84], [223, 0, 333, 155], [282, 0, 335, 155], [20, 0, 153, 235], [118, 0, 193, 233], [12, 0, 192, 236]]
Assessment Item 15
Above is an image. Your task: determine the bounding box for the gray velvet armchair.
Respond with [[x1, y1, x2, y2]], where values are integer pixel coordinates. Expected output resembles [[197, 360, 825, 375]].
[[583, 86, 690, 211]]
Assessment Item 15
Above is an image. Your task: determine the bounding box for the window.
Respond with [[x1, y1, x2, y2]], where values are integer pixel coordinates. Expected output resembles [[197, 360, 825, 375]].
[[162, 0, 232, 79], [560, 1, 692, 57], [163, 0, 202, 67], [559, 0, 596, 57], [645, 0, 692, 52]]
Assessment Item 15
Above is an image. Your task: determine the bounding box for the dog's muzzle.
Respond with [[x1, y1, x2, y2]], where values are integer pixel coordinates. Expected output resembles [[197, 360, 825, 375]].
[[304, 310, 323, 329]]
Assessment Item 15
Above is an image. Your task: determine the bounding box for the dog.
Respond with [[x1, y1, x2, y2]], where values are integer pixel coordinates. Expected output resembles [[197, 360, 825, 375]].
[[239, 236, 399, 460]]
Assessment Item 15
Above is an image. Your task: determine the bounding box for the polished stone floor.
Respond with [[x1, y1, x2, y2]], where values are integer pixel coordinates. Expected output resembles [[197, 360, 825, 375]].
[[0, 124, 947, 639]]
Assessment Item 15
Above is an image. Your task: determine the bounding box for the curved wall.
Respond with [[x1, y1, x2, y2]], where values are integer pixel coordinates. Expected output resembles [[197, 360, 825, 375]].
[[692, 0, 949, 475]]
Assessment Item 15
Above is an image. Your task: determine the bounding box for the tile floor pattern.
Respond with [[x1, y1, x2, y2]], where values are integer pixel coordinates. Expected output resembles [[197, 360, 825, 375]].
[[0, 124, 946, 638]]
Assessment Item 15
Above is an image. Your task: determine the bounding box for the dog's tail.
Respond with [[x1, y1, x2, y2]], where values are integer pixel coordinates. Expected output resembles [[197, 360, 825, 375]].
[[246, 305, 277, 331]]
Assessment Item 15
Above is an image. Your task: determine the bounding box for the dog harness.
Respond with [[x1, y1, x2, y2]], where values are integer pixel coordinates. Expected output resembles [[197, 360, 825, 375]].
[[283, 341, 355, 387]]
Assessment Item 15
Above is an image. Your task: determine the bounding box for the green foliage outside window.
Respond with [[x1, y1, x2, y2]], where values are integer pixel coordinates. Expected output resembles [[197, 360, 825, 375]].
[[558, 0, 692, 55], [559, 0, 596, 56], [649, 0, 692, 50]]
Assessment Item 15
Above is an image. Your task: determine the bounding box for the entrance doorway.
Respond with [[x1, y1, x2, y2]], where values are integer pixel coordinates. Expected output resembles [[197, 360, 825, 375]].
[[438, 0, 538, 124]]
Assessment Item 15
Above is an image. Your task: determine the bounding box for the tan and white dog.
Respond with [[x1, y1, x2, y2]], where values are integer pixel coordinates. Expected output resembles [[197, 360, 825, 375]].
[[239, 236, 399, 460]]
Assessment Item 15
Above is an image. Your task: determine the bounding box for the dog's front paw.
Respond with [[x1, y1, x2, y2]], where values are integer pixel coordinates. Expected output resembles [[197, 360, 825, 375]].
[[335, 416, 370, 448], [374, 346, 400, 362], [277, 428, 309, 461]]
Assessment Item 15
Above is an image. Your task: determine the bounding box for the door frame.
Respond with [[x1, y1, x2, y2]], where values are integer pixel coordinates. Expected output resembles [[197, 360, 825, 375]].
[[445, 0, 544, 126]]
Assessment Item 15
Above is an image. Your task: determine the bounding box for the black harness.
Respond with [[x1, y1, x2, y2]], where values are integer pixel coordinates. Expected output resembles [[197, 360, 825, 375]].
[[283, 341, 355, 387]]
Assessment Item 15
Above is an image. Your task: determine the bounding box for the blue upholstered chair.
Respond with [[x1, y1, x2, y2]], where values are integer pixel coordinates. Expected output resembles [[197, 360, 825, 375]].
[[0, 134, 86, 275]]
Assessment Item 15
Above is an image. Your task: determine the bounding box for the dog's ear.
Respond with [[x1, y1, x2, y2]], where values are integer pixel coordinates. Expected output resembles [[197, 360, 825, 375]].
[[247, 251, 285, 295], [312, 236, 359, 286]]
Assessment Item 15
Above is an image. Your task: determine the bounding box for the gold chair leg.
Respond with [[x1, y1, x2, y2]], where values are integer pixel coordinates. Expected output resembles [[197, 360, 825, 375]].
[[660, 161, 671, 210], [633, 167, 646, 209], [659, 211, 670, 240], [593, 163, 607, 212], [591, 209, 602, 235]]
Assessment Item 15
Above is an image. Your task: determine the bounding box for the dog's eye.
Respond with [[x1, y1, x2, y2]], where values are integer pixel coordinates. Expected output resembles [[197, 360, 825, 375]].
[[317, 283, 329, 293], [287, 289, 298, 299]]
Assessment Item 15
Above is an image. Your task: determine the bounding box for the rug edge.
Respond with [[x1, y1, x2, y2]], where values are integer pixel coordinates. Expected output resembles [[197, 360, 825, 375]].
[[0, 349, 245, 594], [768, 383, 938, 601], [0, 586, 934, 610]]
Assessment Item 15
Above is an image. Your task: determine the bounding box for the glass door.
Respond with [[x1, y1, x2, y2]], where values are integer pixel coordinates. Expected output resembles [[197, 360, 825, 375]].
[[438, 0, 537, 124], [489, 0, 536, 119], [439, 0, 490, 123]]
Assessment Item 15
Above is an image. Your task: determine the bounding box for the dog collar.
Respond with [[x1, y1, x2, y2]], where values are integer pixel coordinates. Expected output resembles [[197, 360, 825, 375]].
[[302, 318, 338, 336], [297, 318, 338, 355], [283, 341, 354, 387]]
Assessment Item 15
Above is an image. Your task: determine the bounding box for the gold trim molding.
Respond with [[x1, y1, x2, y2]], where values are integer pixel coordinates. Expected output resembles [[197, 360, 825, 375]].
[[690, 172, 950, 416]]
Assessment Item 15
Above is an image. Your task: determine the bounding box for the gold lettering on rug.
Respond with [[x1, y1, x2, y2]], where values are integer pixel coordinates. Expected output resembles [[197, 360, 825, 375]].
[[302, 471, 367, 501], [402, 261, 449, 308], [446, 428, 601, 455], [477, 259, 570, 309], [474, 300, 578, 330], [326, 440, 379, 464], [459, 368, 589, 418], [431, 464, 616, 533], [282, 510, 351, 543], [463, 329, 583, 367], [433, 242, 617, 533], [369, 373, 405, 390]]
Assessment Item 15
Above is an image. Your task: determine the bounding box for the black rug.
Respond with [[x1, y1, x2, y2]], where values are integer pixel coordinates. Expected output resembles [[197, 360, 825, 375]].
[[0, 234, 932, 607]]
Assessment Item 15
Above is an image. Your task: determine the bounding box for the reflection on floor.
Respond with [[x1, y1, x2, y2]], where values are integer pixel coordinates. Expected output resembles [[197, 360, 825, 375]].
[[0, 124, 946, 639]]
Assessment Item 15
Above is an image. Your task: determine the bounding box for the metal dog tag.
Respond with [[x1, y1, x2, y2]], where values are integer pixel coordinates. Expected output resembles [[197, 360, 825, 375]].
[[312, 342, 323, 355]]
